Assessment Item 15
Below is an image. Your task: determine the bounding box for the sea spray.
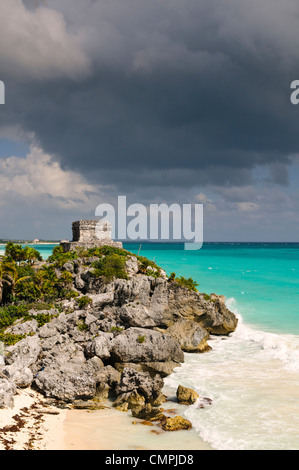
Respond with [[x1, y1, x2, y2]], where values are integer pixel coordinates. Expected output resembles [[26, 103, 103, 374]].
[[226, 297, 299, 372], [164, 297, 299, 450]]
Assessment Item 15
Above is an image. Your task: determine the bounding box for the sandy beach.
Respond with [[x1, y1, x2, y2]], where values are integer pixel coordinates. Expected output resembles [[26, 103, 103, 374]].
[[0, 388, 66, 450], [0, 389, 212, 451]]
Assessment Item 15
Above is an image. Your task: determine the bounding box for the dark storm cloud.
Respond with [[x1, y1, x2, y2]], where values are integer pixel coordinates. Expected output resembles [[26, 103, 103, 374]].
[[2, 0, 299, 193]]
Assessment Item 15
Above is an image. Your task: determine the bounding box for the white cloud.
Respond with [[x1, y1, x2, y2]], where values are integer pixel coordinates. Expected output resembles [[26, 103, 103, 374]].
[[237, 202, 259, 212], [0, 0, 90, 79], [195, 192, 215, 210], [0, 145, 99, 210]]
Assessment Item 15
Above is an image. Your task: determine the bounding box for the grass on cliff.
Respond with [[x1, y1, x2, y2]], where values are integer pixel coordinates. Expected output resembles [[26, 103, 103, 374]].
[[49, 244, 163, 278], [168, 272, 199, 291], [91, 253, 129, 282]]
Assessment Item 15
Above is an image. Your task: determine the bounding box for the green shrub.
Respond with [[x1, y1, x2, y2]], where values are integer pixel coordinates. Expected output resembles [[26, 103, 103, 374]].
[[0, 305, 30, 330], [47, 245, 78, 266], [30, 312, 57, 328], [14, 280, 42, 303], [146, 268, 160, 278], [91, 253, 128, 282], [77, 320, 88, 331], [65, 290, 79, 299], [90, 246, 130, 258], [138, 335, 146, 343], [4, 242, 42, 265], [12, 264, 76, 303], [109, 326, 124, 333], [0, 332, 27, 346], [168, 272, 198, 291], [26, 301, 55, 311], [137, 256, 161, 277], [77, 296, 92, 309]]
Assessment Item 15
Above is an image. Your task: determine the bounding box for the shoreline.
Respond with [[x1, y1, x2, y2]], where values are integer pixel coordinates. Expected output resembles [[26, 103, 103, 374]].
[[0, 389, 212, 451], [44, 396, 213, 451], [0, 243, 60, 246], [59, 406, 213, 451]]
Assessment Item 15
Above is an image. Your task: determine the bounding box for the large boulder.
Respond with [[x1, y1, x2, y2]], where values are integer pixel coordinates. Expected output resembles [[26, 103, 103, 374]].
[[115, 367, 164, 401], [118, 303, 156, 328], [111, 327, 184, 364], [35, 332, 87, 372], [159, 416, 192, 431], [113, 367, 164, 410], [0, 377, 16, 408], [85, 332, 114, 361], [176, 385, 199, 405], [2, 363, 33, 388], [34, 357, 103, 401], [140, 360, 181, 377], [5, 336, 41, 368], [113, 276, 153, 307], [166, 318, 211, 353], [200, 296, 238, 335], [5, 318, 38, 336]]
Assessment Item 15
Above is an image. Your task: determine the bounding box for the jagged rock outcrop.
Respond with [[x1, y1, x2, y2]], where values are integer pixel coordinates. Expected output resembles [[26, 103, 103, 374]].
[[0, 249, 238, 413], [111, 327, 184, 364], [113, 367, 164, 411], [34, 357, 104, 401], [2, 363, 33, 388], [5, 336, 41, 368], [166, 318, 211, 353]]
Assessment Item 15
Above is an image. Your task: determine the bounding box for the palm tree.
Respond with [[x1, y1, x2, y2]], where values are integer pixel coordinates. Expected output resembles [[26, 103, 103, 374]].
[[5, 242, 23, 265], [23, 246, 42, 265], [0, 262, 31, 303], [0, 262, 12, 303], [5, 243, 42, 266]]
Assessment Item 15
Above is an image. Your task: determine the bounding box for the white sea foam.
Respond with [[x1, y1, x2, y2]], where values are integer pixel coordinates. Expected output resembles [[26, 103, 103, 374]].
[[164, 297, 299, 450], [226, 297, 299, 372]]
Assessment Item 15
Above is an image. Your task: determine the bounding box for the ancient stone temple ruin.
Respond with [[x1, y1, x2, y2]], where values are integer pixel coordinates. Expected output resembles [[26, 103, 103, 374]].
[[60, 220, 122, 252]]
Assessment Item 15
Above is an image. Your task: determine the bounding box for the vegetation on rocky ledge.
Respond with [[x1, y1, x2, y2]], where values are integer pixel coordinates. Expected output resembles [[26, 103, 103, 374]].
[[0, 242, 238, 427]]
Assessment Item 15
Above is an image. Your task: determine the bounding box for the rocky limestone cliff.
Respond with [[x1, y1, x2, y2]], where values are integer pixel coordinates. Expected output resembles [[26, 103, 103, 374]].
[[0, 248, 238, 417]]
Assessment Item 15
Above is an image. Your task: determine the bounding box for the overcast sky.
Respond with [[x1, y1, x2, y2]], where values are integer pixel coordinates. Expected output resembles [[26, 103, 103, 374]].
[[0, 0, 299, 241]]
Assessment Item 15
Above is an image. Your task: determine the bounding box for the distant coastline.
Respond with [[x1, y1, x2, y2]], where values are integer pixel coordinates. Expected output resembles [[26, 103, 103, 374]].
[[0, 241, 60, 245], [0, 240, 298, 246]]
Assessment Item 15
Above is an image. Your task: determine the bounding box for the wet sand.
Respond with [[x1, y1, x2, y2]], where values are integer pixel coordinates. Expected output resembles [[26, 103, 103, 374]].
[[49, 404, 212, 451]]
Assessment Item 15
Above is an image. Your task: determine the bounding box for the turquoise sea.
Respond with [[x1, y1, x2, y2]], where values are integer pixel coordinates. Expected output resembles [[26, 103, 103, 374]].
[[1, 242, 298, 450], [124, 242, 299, 450], [125, 242, 299, 336]]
